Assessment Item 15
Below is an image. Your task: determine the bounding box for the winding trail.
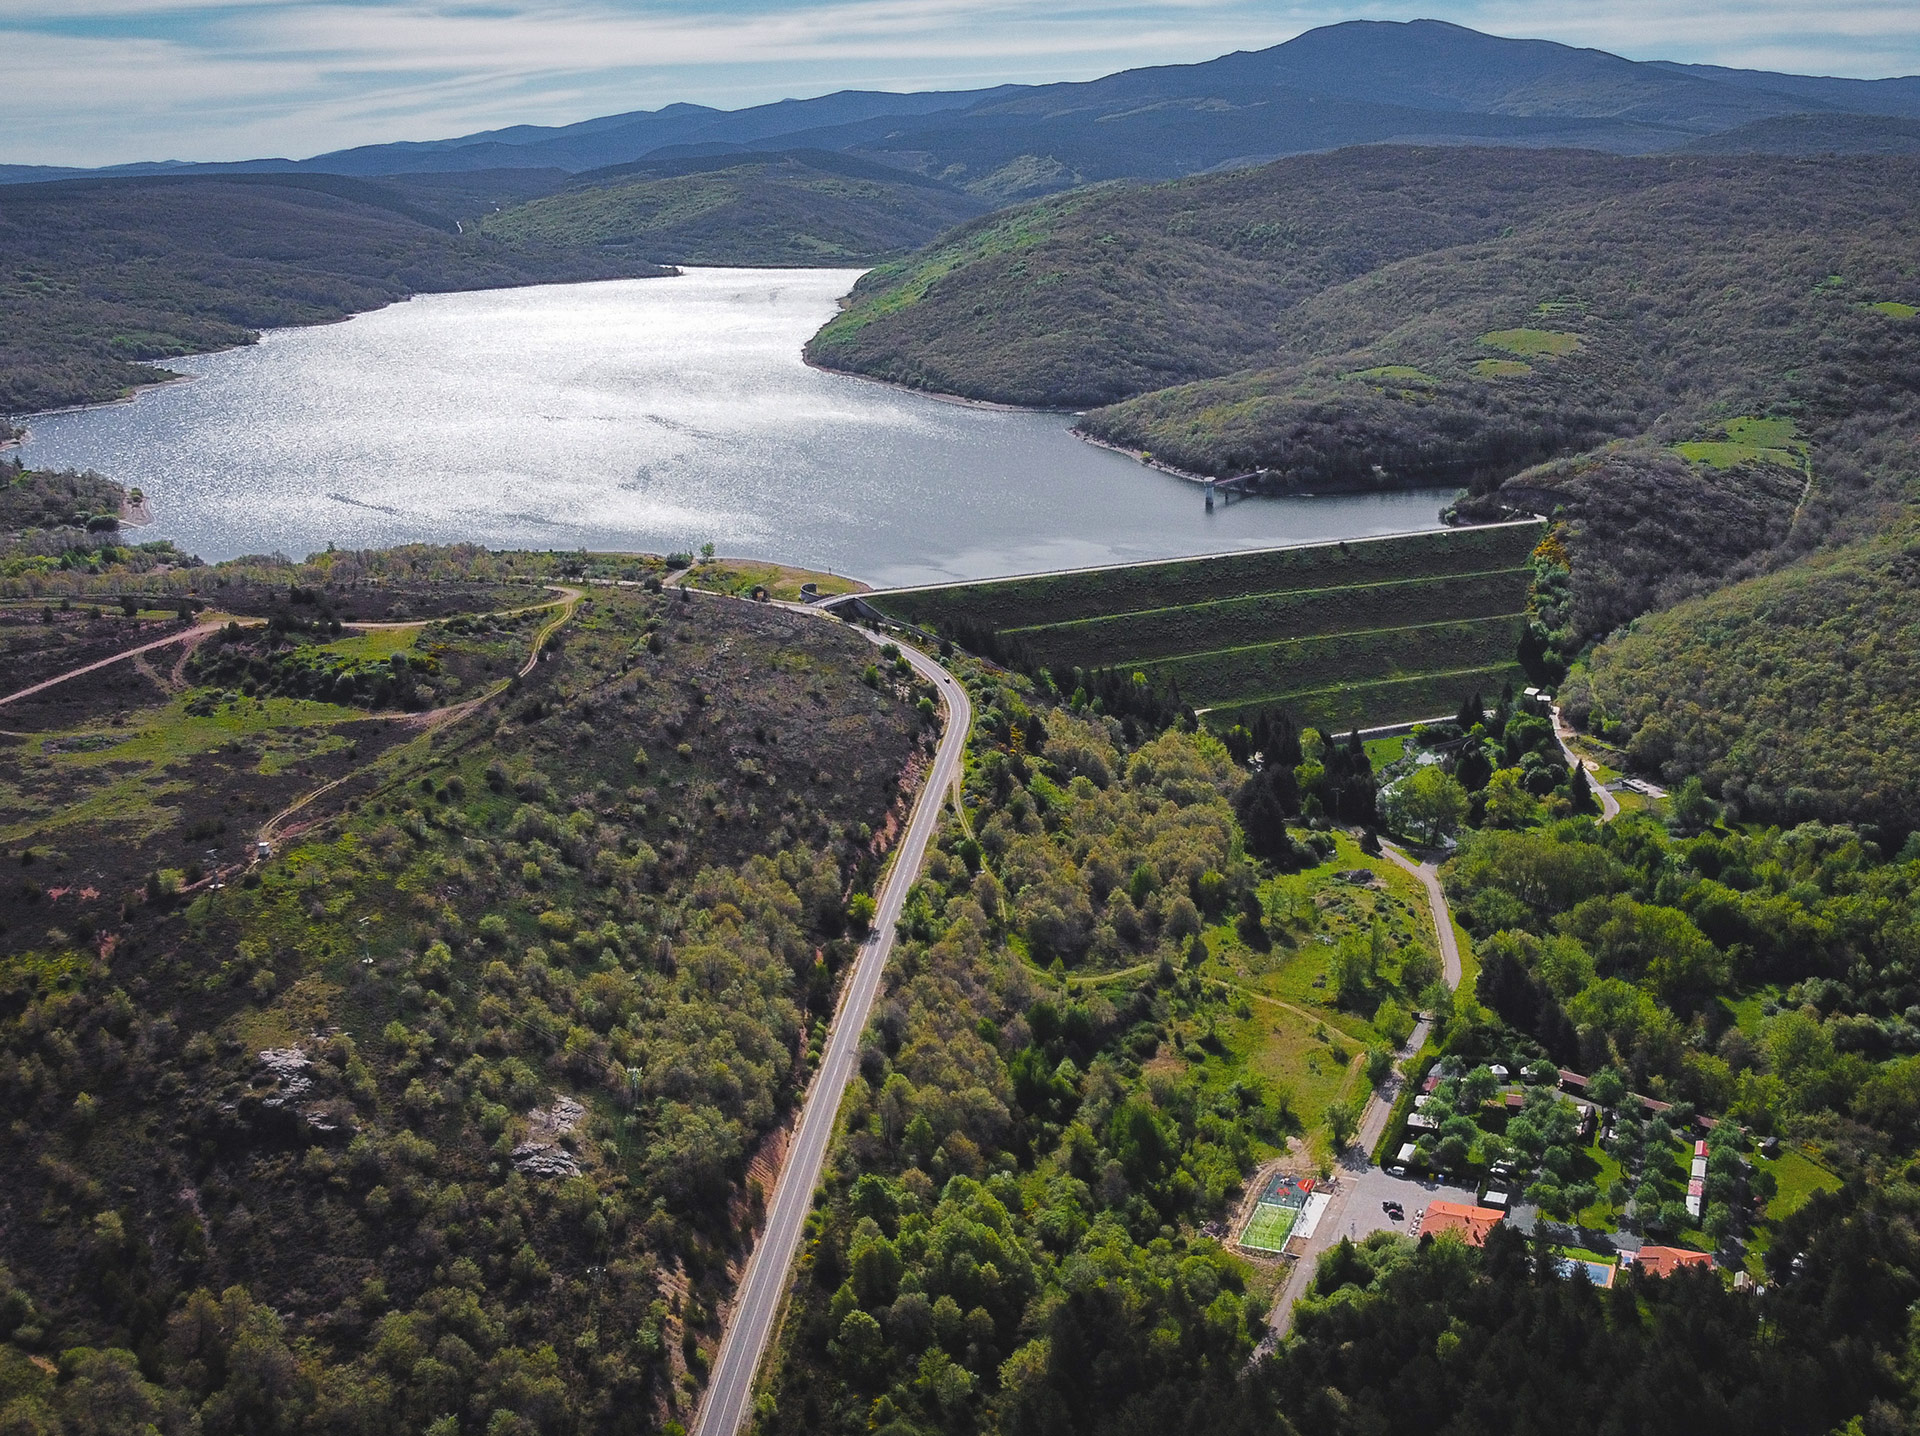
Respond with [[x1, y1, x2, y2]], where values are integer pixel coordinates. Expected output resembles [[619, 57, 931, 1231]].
[[256, 586, 581, 847], [1205, 975, 1352, 1034], [693, 618, 971, 1436], [0, 620, 221, 708]]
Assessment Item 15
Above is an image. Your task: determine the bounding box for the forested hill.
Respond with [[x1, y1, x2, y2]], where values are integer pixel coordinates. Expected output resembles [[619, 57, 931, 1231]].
[[808, 147, 1919, 479], [14, 21, 1920, 199], [0, 174, 674, 414], [813, 144, 1920, 833], [477, 150, 988, 266]]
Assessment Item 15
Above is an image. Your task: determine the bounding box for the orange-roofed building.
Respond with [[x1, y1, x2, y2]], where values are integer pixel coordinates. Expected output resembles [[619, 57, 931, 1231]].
[[1417, 1201, 1504, 1247], [1631, 1246, 1714, 1277]]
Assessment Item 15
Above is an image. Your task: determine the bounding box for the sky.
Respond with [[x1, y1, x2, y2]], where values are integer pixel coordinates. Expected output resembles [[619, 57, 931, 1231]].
[[5, 0, 1920, 168]]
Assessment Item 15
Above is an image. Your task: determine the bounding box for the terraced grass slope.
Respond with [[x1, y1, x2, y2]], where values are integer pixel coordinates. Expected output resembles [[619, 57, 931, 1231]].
[[870, 519, 1542, 730]]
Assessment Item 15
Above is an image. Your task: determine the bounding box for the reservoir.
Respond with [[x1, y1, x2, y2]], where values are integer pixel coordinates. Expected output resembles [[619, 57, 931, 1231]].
[[15, 268, 1454, 587]]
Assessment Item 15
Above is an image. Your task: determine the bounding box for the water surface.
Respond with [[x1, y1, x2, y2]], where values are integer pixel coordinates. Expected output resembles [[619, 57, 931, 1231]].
[[17, 269, 1454, 587]]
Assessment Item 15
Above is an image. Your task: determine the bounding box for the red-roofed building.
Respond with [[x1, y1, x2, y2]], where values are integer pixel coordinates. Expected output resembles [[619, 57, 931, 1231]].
[[1417, 1201, 1505, 1247], [1630, 1246, 1714, 1278]]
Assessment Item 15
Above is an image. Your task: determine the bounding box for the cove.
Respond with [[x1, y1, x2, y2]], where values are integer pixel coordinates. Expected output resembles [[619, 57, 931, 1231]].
[[14, 268, 1454, 588]]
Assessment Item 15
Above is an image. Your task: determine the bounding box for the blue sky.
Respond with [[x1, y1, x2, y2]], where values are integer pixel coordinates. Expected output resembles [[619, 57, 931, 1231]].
[[5, 0, 1919, 167]]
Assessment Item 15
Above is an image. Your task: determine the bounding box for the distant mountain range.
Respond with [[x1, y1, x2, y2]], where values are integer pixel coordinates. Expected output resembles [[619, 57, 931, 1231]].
[[6, 21, 1920, 198]]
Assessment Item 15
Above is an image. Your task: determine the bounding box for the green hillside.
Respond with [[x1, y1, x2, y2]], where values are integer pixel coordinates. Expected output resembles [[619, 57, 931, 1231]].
[[1457, 441, 1808, 647], [1564, 524, 1920, 830], [818, 144, 1920, 817], [479, 150, 987, 265], [809, 148, 1920, 491], [0, 530, 940, 1429], [808, 147, 1655, 411], [869, 520, 1541, 730]]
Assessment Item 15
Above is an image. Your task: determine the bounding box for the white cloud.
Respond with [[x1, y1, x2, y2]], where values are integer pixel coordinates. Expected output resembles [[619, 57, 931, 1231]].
[[3, 0, 1916, 167]]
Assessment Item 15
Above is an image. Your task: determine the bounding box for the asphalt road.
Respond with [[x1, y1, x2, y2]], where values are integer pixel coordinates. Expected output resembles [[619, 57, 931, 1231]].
[[692, 626, 971, 1436], [1379, 841, 1463, 991], [1267, 839, 1462, 1339], [1550, 703, 1621, 820]]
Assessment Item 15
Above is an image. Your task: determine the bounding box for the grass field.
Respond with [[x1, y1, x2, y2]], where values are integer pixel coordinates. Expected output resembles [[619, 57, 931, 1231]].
[[868, 521, 1541, 730], [1202, 830, 1446, 1049], [1150, 831, 1442, 1156], [1239, 1201, 1299, 1253], [1480, 328, 1582, 357], [1672, 416, 1807, 472], [1365, 734, 1408, 766], [321, 626, 424, 662], [1347, 365, 1437, 385], [1759, 1147, 1844, 1222], [682, 558, 863, 602]]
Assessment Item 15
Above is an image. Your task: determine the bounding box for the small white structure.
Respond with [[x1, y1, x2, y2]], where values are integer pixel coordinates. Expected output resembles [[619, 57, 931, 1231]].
[[1293, 1191, 1334, 1245]]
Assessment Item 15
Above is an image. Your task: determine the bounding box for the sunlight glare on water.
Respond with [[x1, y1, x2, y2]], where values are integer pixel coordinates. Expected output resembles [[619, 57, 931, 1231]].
[[16, 268, 1454, 586]]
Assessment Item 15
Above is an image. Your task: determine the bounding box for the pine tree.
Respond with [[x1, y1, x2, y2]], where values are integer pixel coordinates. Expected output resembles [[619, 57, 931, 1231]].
[[1568, 760, 1599, 815]]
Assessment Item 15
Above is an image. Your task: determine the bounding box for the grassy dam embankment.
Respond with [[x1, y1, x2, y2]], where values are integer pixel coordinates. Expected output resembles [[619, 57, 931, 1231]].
[[868, 519, 1544, 730]]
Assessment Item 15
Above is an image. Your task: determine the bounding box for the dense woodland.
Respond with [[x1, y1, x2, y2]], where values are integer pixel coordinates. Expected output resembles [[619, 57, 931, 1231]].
[[1564, 522, 1920, 830], [0, 549, 940, 1433], [760, 702, 1279, 1435], [816, 143, 1920, 842], [8, 505, 1920, 1431], [752, 651, 1920, 1436]]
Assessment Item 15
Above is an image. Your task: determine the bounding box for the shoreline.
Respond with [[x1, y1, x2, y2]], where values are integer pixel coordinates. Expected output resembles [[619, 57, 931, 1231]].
[[1073, 428, 1216, 486], [9, 370, 201, 434], [800, 355, 1053, 414], [796, 359, 1420, 499], [6, 267, 699, 435]]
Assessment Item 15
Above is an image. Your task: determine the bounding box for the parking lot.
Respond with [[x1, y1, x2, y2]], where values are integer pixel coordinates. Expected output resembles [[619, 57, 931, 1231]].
[[1328, 1166, 1485, 1244]]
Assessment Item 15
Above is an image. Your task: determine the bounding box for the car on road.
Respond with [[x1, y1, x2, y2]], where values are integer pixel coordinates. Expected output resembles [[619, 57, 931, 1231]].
[[1382, 1201, 1405, 1221]]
